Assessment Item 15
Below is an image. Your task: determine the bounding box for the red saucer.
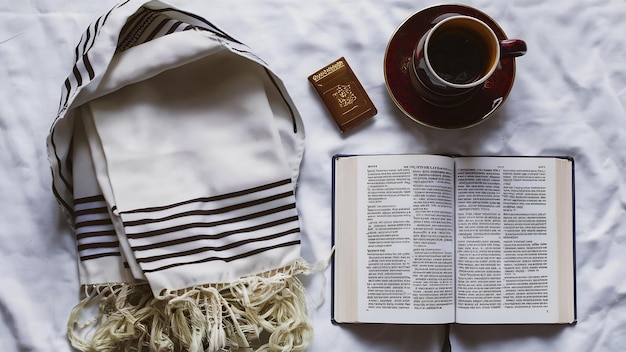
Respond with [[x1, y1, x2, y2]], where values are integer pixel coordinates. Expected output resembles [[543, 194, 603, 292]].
[[384, 4, 517, 129]]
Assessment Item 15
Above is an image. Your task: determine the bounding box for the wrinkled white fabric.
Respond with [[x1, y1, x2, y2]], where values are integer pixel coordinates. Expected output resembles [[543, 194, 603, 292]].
[[1, 0, 626, 351]]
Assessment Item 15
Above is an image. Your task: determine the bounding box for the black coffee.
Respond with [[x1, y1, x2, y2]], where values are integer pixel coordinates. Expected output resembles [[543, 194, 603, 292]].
[[428, 29, 488, 85]]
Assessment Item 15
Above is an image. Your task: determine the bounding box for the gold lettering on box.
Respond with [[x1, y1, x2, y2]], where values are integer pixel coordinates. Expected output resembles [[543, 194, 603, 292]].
[[332, 84, 357, 108], [311, 60, 345, 82]]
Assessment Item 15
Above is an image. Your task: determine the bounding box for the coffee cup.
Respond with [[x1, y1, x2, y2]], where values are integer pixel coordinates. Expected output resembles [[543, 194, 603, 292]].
[[410, 15, 526, 106]]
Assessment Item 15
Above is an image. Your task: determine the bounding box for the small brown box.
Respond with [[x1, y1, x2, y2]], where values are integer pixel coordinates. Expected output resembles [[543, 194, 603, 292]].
[[308, 57, 377, 132]]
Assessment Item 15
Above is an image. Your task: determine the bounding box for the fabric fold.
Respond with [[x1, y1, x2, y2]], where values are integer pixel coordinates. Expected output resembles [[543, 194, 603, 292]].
[[47, 1, 315, 351]]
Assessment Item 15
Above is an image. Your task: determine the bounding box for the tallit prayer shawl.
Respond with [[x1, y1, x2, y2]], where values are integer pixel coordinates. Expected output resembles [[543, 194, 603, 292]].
[[46, 1, 318, 351]]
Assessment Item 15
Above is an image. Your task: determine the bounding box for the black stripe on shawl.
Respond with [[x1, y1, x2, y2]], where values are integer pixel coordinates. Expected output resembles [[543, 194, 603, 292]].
[[142, 240, 300, 273], [125, 203, 297, 239], [131, 216, 299, 251], [135, 227, 300, 264], [120, 179, 292, 215], [74, 194, 106, 204], [80, 251, 122, 261], [151, 7, 242, 45], [123, 191, 293, 227]]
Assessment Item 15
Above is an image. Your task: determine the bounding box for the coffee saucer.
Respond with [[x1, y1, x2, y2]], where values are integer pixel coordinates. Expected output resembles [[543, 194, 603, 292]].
[[384, 4, 517, 129]]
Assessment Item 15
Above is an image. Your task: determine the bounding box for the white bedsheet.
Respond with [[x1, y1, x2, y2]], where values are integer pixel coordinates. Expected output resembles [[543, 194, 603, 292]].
[[1, 0, 626, 351]]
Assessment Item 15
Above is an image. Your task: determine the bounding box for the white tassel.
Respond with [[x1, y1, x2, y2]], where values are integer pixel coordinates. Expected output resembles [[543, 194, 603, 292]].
[[67, 260, 323, 352]]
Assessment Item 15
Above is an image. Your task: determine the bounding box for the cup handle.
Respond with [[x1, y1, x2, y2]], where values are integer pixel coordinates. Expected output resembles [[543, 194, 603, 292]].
[[500, 39, 527, 59]]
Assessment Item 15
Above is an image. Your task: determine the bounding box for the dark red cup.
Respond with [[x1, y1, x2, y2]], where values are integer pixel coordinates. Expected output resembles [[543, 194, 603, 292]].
[[410, 15, 526, 106]]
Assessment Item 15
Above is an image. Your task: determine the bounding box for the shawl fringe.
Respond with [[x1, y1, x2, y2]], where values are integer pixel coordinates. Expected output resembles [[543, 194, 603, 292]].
[[67, 260, 319, 352]]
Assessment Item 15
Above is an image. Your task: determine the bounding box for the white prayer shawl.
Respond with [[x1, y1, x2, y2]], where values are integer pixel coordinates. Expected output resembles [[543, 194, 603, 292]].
[[46, 1, 315, 351]]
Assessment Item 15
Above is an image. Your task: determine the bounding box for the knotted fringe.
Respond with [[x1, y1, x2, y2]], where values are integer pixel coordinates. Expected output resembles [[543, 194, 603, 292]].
[[68, 260, 323, 352]]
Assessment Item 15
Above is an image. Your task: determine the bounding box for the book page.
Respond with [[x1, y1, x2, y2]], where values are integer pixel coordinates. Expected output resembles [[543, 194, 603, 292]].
[[353, 155, 456, 323], [454, 157, 572, 324]]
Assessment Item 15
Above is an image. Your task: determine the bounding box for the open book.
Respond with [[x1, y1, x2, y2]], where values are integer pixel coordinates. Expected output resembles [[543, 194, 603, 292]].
[[332, 154, 576, 325]]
